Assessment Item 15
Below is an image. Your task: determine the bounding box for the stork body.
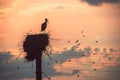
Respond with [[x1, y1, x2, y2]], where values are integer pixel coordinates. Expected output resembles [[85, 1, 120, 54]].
[[41, 18, 48, 32]]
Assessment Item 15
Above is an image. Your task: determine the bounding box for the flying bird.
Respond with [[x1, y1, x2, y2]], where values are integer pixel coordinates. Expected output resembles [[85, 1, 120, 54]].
[[67, 41, 70, 43], [96, 41, 98, 43], [81, 31, 84, 33], [75, 40, 79, 43], [83, 35, 85, 37], [41, 18, 49, 32]]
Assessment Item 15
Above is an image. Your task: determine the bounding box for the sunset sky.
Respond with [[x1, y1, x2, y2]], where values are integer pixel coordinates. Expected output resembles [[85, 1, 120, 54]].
[[0, 0, 120, 80], [0, 0, 120, 51]]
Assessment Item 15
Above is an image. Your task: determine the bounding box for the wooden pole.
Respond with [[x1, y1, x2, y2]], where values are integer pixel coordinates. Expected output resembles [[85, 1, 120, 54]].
[[36, 50, 42, 80], [23, 33, 49, 80]]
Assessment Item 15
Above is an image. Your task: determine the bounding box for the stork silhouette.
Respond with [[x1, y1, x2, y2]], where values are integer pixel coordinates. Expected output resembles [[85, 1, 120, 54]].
[[41, 18, 49, 32]]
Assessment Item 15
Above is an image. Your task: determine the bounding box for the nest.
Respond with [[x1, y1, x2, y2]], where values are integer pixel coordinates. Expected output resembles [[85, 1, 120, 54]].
[[23, 33, 49, 61]]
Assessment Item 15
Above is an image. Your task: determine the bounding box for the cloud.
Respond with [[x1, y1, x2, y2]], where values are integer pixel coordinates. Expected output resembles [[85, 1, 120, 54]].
[[0, 12, 4, 15], [103, 48, 107, 53], [80, 0, 120, 6], [109, 48, 117, 53], [0, 0, 14, 19], [0, 46, 120, 80], [54, 6, 65, 10], [0, 10, 6, 19], [83, 46, 92, 55], [71, 69, 80, 75], [0, 51, 13, 62], [94, 47, 100, 53], [0, 0, 12, 8]]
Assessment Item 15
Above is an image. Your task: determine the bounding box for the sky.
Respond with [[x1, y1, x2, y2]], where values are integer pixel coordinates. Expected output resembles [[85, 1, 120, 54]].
[[0, 0, 120, 80], [0, 0, 120, 52]]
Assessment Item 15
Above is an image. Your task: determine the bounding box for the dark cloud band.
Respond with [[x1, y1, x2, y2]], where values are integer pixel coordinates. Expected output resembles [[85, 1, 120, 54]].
[[81, 0, 120, 6]]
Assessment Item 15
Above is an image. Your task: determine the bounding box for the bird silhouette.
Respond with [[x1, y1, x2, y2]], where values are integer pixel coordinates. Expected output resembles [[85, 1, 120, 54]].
[[41, 18, 49, 32], [75, 40, 79, 43]]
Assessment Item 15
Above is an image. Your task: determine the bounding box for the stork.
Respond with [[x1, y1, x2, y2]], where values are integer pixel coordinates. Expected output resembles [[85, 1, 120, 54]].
[[41, 18, 49, 32]]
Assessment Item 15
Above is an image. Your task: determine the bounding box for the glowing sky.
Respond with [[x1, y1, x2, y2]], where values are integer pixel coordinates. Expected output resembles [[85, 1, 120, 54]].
[[0, 1, 120, 80], [0, 0, 120, 51]]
